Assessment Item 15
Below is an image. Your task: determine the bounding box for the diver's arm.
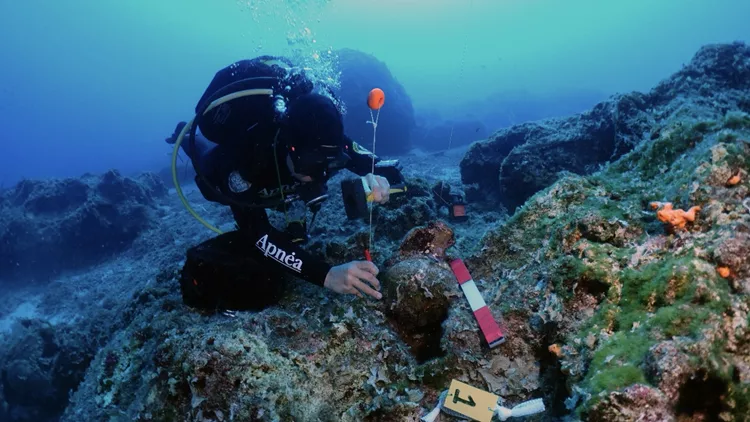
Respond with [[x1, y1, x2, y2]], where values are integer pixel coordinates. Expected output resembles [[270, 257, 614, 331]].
[[182, 132, 217, 163], [343, 136, 381, 177], [235, 208, 332, 287], [167, 121, 216, 160], [342, 136, 405, 188]]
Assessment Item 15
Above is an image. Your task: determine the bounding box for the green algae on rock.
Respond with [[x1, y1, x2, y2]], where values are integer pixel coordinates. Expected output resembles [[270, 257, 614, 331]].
[[464, 84, 750, 419]]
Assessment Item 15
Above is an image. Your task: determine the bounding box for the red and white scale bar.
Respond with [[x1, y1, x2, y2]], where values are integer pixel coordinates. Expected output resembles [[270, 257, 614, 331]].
[[450, 259, 505, 348]]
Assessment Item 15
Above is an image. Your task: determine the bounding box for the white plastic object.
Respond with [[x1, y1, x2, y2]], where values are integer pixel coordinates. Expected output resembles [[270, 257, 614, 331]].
[[422, 390, 545, 422], [495, 398, 546, 420], [420, 402, 442, 422]]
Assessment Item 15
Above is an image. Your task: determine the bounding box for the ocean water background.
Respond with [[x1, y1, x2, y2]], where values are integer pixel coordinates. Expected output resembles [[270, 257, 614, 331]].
[[0, 0, 748, 185]]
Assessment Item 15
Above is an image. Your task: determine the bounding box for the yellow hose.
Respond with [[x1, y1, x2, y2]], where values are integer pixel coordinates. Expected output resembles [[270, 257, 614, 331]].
[[170, 88, 274, 234]]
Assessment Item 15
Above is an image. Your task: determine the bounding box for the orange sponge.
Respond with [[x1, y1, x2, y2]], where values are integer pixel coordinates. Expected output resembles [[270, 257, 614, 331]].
[[649, 202, 701, 232]]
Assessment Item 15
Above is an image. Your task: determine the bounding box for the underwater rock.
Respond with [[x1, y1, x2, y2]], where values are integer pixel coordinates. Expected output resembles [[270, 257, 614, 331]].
[[99, 327, 332, 420], [459, 123, 529, 201], [0, 170, 165, 283], [473, 311, 543, 398], [575, 212, 642, 247], [370, 193, 438, 242], [461, 42, 750, 211], [397, 220, 455, 261], [59, 275, 352, 421], [381, 256, 454, 363], [362, 402, 423, 422], [0, 319, 94, 422], [714, 230, 750, 292], [334, 48, 416, 155], [440, 305, 546, 403], [460, 96, 650, 212], [60, 268, 435, 422], [463, 53, 750, 416], [644, 340, 693, 405], [588, 384, 674, 422], [649, 40, 750, 102]]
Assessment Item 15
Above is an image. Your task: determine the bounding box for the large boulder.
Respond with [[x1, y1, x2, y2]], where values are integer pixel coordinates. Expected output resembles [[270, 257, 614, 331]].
[[461, 41, 750, 211], [381, 257, 453, 363], [0, 170, 166, 283], [334, 48, 416, 155], [380, 221, 457, 362]]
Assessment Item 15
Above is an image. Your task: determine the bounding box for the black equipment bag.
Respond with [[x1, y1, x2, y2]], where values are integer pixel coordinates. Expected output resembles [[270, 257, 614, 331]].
[[179, 230, 288, 311]]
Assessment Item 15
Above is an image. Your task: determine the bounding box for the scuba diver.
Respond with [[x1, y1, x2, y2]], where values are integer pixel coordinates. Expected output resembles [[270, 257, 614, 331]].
[[167, 56, 398, 312]]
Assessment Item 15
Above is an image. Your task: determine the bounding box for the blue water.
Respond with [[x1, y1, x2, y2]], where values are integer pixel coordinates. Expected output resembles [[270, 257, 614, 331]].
[[0, 0, 748, 186]]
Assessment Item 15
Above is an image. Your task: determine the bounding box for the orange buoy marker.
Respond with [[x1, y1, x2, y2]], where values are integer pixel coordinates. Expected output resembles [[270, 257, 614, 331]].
[[367, 88, 385, 110], [365, 88, 385, 262]]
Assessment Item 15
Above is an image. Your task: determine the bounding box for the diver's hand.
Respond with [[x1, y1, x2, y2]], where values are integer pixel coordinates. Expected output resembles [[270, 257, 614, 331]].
[[324, 261, 382, 299], [364, 173, 390, 204], [165, 121, 188, 145]]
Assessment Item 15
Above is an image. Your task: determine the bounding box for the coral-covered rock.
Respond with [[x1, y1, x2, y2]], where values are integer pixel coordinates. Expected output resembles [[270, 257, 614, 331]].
[[0, 170, 165, 283], [363, 402, 423, 422], [58, 269, 435, 422], [644, 340, 692, 404], [381, 256, 453, 362], [334, 48, 415, 155], [714, 229, 750, 288], [459, 55, 750, 417], [110, 326, 335, 421], [575, 211, 643, 247], [588, 384, 674, 422]]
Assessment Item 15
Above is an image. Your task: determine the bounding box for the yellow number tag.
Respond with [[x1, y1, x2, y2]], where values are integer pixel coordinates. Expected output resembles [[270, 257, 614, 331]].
[[444, 379, 499, 422]]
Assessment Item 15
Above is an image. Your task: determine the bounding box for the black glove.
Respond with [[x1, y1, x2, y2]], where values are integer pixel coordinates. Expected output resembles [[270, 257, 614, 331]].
[[165, 121, 188, 145]]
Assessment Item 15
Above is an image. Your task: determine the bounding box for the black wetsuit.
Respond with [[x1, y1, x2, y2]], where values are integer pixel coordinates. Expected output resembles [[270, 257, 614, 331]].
[[192, 132, 378, 287], [178, 57, 380, 311]]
